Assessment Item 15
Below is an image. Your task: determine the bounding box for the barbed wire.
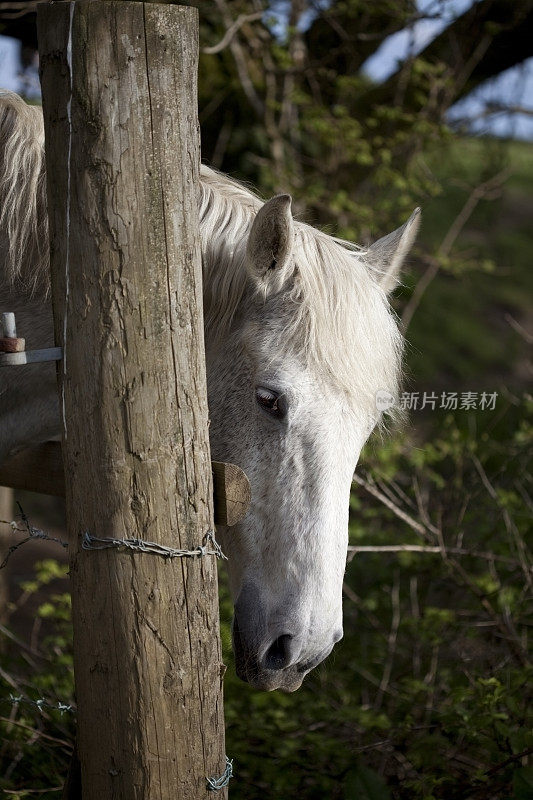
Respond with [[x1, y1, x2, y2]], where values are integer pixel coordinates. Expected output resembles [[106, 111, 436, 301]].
[[0, 503, 69, 570], [2, 693, 75, 716], [1, 505, 227, 569], [2, 694, 233, 788], [0, 509, 230, 785], [82, 529, 227, 560]]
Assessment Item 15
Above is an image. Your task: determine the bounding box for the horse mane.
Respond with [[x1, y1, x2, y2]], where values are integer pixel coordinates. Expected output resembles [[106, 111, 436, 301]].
[[0, 90, 402, 417], [199, 167, 402, 419], [0, 91, 48, 295]]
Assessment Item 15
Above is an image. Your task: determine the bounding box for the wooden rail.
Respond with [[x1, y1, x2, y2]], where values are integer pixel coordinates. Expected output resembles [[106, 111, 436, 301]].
[[0, 442, 250, 527]]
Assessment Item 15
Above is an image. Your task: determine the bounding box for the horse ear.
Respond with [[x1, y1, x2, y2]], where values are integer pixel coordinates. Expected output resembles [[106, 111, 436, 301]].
[[367, 208, 421, 294], [246, 194, 295, 295]]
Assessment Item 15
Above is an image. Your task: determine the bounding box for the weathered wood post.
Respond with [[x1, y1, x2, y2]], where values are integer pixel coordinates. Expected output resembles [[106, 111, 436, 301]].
[[0, 487, 13, 623], [37, 3, 227, 797]]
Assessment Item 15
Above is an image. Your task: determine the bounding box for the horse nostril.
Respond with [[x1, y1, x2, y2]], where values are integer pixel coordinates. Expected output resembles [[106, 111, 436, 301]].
[[263, 634, 294, 671]]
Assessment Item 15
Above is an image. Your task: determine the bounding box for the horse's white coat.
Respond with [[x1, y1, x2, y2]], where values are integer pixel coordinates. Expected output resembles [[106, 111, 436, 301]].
[[0, 91, 419, 691]]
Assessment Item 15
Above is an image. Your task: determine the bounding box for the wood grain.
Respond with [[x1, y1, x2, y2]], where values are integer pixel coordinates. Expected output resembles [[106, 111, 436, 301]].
[[0, 486, 13, 625], [38, 4, 227, 797]]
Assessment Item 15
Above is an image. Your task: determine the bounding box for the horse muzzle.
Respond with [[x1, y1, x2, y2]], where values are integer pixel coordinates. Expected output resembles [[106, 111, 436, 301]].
[[232, 614, 305, 692], [232, 598, 340, 692]]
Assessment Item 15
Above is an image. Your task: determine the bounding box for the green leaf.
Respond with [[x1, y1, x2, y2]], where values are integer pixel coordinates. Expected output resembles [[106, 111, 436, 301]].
[[512, 767, 533, 800], [344, 762, 391, 800]]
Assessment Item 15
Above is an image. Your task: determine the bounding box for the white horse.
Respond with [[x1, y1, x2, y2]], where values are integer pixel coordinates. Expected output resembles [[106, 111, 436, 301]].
[[0, 91, 419, 692]]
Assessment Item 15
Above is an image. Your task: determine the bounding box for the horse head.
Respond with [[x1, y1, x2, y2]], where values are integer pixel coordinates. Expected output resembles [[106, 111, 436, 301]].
[[202, 172, 419, 691]]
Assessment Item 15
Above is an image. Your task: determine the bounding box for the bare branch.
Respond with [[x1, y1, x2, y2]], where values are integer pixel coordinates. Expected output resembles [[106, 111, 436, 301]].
[[505, 313, 533, 343], [201, 11, 263, 55], [212, 0, 264, 117], [342, 581, 382, 631], [352, 471, 532, 666], [347, 544, 525, 567], [0, 1, 38, 19], [401, 168, 510, 332], [471, 454, 498, 499], [471, 455, 533, 589], [484, 747, 533, 777], [375, 570, 400, 710], [352, 472, 437, 539], [486, 103, 533, 117], [410, 576, 421, 677], [0, 716, 71, 751], [423, 643, 440, 722]]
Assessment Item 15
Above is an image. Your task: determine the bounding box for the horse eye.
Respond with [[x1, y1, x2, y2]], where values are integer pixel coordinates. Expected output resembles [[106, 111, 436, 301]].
[[255, 387, 286, 419]]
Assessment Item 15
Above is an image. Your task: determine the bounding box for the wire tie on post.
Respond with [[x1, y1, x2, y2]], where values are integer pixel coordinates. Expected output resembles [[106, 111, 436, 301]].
[[82, 529, 227, 560], [204, 530, 227, 560], [1, 508, 227, 568], [207, 756, 233, 791]]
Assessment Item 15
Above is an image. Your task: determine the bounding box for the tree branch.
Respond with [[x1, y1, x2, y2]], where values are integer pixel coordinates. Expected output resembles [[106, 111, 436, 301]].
[[347, 543, 524, 567], [211, 0, 264, 118], [201, 11, 263, 56], [364, 0, 533, 113], [401, 167, 509, 332]]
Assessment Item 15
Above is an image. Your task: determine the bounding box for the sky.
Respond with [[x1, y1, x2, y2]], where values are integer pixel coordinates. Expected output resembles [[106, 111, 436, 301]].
[[362, 0, 533, 140], [0, 34, 39, 99], [0, 0, 532, 139], [0, 35, 18, 92]]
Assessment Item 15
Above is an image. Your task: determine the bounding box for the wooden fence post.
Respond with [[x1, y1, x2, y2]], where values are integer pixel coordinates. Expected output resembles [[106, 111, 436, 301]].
[[37, 3, 227, 798], [0, 487, 13, 624]]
